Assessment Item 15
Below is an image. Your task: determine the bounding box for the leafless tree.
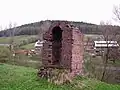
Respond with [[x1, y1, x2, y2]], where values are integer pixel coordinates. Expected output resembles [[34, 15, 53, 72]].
[[113, 4, 120, 44], [0, 26, 2, 31], [99, 21, 120, 81], [113, 5, 120, 23], [9, 22, 17, 51]]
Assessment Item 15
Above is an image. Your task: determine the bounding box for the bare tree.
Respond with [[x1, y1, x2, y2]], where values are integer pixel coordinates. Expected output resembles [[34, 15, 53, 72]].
[[99, 21, 120, 81], [113, 4, 120, 44], [8, 22, 13, 51], [0, 26, 2, 31], [113, 5, 120, 22], [9, 22, 17, 51]]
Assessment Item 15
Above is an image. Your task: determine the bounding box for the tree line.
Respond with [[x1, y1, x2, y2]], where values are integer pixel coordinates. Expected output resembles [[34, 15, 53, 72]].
[[1, 20, 120, 37]]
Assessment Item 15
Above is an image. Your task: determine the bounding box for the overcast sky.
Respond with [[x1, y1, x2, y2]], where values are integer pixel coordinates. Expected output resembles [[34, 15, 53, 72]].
[[0, 0, 120, 29]]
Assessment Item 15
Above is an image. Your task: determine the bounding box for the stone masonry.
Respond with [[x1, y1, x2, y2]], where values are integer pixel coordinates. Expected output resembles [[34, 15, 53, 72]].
[[42, 21, 84, 76]]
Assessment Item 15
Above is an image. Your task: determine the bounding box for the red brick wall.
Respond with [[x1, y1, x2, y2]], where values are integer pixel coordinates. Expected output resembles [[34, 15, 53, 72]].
[[42, 41, 53, 66], [61, 26, 72, 69], [71, 28, 84, 75], [42, 22, 73, 68], [42, 22, 84, 76]]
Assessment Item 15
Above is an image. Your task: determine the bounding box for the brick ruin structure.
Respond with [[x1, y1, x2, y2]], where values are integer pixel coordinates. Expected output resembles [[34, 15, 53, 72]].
[[41, 21, 84, 76]]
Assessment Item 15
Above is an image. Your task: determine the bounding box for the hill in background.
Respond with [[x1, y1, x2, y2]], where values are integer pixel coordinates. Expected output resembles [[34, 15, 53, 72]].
[[1, 20, 120, 38]]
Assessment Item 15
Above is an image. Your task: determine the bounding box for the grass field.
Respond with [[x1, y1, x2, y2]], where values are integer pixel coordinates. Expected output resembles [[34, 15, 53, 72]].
[[0, 35, 38, 51], [0, 64, 120, 90], [0, 35, 37, 49], [0, 34, 120, 89], [0, 45, 41, 69], [0, 35, 37, 43], [84, 34, 103, 41], [20, 43, 35, 49]]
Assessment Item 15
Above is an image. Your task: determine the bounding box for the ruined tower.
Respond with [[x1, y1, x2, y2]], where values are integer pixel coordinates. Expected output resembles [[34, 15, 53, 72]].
[[42, 21, 84, 76]]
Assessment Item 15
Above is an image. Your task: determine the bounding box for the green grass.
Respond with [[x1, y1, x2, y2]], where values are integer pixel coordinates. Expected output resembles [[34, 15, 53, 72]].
[[0, 45, 41, 69], [0, 35, 37, 50], [0, 64, 75, 90], [20, 43, 35, 49], [0, 64, 120, 90], [0, 35, 37, 44], [84, 34, 103, 41]]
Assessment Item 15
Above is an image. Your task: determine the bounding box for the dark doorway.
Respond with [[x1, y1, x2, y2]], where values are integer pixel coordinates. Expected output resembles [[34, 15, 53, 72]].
[[52, 26, 63, 65]]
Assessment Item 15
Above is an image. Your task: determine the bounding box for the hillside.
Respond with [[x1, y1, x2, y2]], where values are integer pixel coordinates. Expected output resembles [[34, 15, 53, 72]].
[[0, 35, 37, 44], [1, 20, 120, 37], [0, 35, 38, 50], [0, 64, 120, 90]]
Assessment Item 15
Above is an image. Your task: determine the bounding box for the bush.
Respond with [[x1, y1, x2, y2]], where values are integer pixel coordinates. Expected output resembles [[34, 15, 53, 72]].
[[0, 47, 11, 63]]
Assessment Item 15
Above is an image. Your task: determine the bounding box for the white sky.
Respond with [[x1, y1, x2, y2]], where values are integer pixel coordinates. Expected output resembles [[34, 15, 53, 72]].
[[0, 0, 120, 29]]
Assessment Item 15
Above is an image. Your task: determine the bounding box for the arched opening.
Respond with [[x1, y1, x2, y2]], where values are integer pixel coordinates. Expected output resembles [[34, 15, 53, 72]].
[[52, 26, 63, 65], [52, 26, 62, 41]]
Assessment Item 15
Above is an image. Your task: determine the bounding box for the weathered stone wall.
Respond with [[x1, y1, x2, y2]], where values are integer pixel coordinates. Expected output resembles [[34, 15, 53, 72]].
[[61, 26, 72, 69], [71, 28, 84, 75], [42, 41, 52, 66], [42, 23, 72, 68], [42, 22, 84, 76]]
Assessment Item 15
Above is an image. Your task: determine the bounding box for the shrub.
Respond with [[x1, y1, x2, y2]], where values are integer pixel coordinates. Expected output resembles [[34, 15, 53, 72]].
[[0, 47, 11, 63]]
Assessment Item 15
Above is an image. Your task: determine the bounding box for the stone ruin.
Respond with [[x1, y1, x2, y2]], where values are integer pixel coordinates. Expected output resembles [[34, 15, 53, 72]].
[[38, 21, 84, 78]]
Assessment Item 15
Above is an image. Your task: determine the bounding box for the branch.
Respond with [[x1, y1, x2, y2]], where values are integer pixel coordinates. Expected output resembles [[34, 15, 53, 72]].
[[113, 5, 120, 22]]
